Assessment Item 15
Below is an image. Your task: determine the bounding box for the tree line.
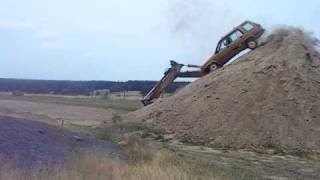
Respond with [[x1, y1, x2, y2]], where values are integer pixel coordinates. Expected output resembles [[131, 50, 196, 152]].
[[0, 78, 189, 96]]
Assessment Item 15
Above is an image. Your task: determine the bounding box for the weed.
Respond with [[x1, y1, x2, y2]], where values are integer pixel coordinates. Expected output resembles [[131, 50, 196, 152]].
[[262, 143, 286, 155], [180, 134, 205, 146], [0, 146, 228, 180], [111, 114, 122, 124], [289, 149, 311, 158]]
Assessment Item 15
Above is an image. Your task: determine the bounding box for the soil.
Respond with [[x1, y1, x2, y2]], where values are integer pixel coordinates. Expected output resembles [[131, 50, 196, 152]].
[[0, 99, 113, 127], [0, 116, 123, 169], [127, 28, 320, 151]]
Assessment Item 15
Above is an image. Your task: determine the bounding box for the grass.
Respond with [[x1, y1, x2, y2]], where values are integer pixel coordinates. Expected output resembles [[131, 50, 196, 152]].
[[4, 154, 200, 180], [0, 117, 259, 180], [261, 143, 313, 158], [0, 94, 142, 112], [180, 134, 206, 146], [92, 121, 261, 180], [0, 137, 232, 180], [96, 121, 167, 144], [0, 134, 260, 180]]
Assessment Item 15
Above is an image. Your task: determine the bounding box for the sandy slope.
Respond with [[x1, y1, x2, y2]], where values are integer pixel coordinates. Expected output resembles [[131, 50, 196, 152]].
[[128, 29, 320, 151]]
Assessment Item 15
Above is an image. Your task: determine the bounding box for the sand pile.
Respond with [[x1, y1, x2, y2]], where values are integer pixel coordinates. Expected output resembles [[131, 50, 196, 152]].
[[128, 28, 320, 151]]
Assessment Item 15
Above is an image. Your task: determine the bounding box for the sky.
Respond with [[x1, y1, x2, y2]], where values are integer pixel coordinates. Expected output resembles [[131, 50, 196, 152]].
[[0, 0, 319, 81]]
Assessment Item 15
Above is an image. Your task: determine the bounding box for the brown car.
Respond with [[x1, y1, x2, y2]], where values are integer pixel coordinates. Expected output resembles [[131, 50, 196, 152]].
[[201, 21, 265, 72]]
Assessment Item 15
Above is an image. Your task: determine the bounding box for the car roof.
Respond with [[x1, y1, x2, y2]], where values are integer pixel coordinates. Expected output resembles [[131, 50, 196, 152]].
[[218, 20, 257, 41]]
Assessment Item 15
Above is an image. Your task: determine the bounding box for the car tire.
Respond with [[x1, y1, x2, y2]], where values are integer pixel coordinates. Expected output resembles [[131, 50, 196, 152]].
[[247, 39, 258, 49], [209, 63, 219, 73]]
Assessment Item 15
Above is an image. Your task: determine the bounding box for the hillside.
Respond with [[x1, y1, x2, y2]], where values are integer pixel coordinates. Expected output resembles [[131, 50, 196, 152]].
[[128, 28, 320, 151]]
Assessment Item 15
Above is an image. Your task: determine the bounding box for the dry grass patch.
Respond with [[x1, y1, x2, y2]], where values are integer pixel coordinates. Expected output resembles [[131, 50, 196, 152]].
[[0, 122, 260, 180], [0, 150, 219, 180]]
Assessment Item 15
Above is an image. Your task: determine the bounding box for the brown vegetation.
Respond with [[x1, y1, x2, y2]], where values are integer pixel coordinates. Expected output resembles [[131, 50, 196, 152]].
[[0, 139, 229, 180]]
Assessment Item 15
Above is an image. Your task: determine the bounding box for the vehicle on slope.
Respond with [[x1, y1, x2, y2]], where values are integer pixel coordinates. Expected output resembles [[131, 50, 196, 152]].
[[142, 21, 265, 106]]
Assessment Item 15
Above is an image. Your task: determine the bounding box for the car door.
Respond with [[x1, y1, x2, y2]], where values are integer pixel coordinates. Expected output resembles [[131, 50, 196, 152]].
[[221, 30, 244, 64], [214, 38, 234, 66]]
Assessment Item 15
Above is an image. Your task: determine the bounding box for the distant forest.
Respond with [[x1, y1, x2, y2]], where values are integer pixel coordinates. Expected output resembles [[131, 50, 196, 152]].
[[0, 78, 189, 96]]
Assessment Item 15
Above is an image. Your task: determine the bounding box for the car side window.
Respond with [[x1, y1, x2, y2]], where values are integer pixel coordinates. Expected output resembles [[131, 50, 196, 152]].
[[217, 30, 242, 53], [242, 23, 254, 32], [217, 40, 227, 53], [229, 30, 243, 42]]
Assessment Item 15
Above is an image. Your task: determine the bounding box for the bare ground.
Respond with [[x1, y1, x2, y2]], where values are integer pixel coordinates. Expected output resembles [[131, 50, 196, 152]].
[[0, 99, 113, 127], [0, 94, 131, 169], [0, 116, 123, 169]]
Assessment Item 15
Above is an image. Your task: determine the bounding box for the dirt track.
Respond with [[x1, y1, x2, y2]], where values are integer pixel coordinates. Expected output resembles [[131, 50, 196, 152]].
[[0, 99, 113, 127], [0, 116, 123, 168], [128, 28, 320, 151]]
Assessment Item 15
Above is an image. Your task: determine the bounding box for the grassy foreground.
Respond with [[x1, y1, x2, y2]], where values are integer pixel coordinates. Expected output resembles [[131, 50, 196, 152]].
[[0, 140, 221, 180], [0, 152, 193, 180], [0, 132, 258, 180]]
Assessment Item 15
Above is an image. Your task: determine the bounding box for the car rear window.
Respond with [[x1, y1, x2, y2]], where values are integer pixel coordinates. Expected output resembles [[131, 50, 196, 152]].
[[242, 23, 254, 32]]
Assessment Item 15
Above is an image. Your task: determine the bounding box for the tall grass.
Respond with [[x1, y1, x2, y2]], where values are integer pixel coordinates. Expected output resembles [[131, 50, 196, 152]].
[[0, 134, 210, 180], [0, 150, 217, 180], [0, 133, 259, 180]]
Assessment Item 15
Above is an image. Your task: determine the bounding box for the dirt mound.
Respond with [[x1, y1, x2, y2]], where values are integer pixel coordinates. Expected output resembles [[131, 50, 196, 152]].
[[128, 28, 320, 151], [0, 116, 123, 169]]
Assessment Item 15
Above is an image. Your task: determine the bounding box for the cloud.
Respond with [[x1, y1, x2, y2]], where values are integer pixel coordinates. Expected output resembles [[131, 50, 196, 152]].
[[37, 30, 64, 50], [38, 30, 64, 50], [41, 41, 64, 50], [168, 0, 215, 34], [0, 20, 33, 30], [0, 20, 64, 50], [315, 39, 320, 52], [37, 30, 58, 40], [166, 0, 233, 63]]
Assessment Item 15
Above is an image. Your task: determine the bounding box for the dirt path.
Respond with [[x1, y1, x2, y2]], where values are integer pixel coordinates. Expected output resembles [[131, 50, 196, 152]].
[[0, 99, 113, 127], [0, 116, 123, 169]]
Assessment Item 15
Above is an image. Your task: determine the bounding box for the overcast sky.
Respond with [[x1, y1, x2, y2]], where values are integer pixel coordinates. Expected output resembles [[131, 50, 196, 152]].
[[0, 0, 319, 81]]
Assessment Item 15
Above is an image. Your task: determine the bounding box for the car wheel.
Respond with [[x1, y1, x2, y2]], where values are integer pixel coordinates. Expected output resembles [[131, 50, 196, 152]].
[[247, 39, 258, 49], [209, 63, 218, 72]]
